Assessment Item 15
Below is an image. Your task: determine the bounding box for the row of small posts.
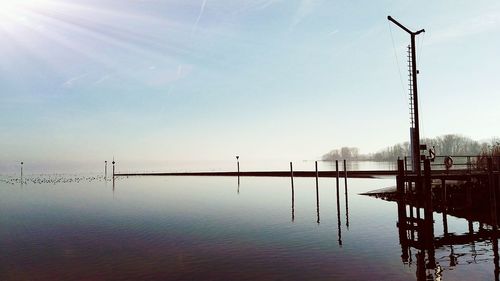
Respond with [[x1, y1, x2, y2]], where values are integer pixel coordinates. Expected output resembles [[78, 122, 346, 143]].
[[288, 159, 348, 185], [288, 159, 349, 246], [289, 160, 348, 226]]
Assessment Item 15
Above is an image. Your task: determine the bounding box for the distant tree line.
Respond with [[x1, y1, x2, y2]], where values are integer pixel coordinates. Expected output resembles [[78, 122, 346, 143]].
[[322, 134, 500, 162]]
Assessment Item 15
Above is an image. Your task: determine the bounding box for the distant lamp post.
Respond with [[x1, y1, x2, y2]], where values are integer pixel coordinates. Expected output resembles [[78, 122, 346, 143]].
[[236, 156, 240, 174], [112, 158, 116, 177], [20, 161, 23, 179], [105, 161, 108, 180]]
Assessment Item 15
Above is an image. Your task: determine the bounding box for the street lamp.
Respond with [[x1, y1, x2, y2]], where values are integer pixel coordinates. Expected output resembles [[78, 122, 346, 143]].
[[236, 156, 240, 174]]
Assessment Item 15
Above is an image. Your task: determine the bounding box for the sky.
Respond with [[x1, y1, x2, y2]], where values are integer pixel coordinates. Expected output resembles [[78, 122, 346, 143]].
[[0, 0, 499, 172]]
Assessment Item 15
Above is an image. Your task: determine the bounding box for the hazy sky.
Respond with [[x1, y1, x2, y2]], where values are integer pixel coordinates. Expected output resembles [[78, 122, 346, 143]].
[[0, 0, 499, 170]]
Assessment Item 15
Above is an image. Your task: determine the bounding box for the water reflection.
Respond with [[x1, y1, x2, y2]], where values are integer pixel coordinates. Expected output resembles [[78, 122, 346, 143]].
[[344, 174, 349, 229], [336, 175, 342, 246], [237, 176, 240, 194], [291, 176, 295, 222], [396, 197, 500, 281], [316, 180, 320, 224]]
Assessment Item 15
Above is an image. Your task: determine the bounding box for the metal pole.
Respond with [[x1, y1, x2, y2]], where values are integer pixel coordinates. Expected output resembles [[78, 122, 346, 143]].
[[411, 34, 421, 175], [388, 16, 425, 175]]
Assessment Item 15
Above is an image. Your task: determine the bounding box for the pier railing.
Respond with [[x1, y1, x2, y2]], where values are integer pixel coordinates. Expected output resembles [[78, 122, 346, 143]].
[[404, 155, 500, 173]]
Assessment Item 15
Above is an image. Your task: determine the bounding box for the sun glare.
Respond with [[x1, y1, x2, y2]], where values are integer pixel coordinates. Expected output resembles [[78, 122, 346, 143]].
[[0, 0, 45, 19]]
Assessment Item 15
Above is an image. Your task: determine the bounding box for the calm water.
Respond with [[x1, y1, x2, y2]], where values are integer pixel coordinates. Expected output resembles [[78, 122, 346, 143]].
[[0, 174, 497, 280]]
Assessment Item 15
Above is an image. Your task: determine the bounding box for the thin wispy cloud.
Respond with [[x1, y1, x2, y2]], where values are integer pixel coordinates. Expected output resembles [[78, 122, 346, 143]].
[[94, 73, 113, 85], [62, 73, 88, 88], [290, 0, 323, 30], [191, 0, 207, 37], [426, 10, 500, 45]]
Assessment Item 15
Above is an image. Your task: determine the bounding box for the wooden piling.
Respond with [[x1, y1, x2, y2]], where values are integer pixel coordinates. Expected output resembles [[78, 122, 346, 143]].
[[397, 159, 404, 197], [291, 162, 295, 222], [423, 159, 432, 214], [489, 157, 498, 227], [335, 160, 339, 187], [315, 161, 319, 184], [343, 159, 348, 187], [315, 161, 320, 224], [344, 159, 349, 229], [441, 179, 447, 209], [466, 179, 473, 215]]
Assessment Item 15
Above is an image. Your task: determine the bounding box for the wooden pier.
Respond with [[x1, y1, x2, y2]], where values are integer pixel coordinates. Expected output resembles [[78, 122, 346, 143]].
[[114, 170, 395, 178]]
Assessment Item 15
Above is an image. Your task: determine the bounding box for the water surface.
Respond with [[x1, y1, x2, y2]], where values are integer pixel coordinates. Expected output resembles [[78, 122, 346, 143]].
[[0, 174, 496, 280]]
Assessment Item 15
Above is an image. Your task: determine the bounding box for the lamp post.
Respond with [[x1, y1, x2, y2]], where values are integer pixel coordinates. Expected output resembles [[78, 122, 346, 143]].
[[105, 160, 108, 180], [20, 161, 23, 179], [112, 158, 115, 177], [236, 156, 240, 174]]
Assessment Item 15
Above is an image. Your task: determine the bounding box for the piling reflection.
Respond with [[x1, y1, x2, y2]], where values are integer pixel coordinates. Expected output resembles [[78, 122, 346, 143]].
[[336, 174, 342, 246], [291, 161, 347, 243], [316, 186, 320, 224], [396, 197, 500, 281], [291, 177, 295, 222], [344, 173, 349, 229]]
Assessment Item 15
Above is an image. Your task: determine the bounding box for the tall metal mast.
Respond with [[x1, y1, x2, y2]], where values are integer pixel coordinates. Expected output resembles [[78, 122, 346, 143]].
[[388, 16, 425, 175]]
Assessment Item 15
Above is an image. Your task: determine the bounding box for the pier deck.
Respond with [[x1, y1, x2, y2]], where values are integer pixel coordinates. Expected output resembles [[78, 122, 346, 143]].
[[114, 170, 396, 178]]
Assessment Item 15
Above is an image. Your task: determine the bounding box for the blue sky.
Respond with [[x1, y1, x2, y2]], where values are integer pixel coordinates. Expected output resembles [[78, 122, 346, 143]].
[[0, 0, 499, 171]]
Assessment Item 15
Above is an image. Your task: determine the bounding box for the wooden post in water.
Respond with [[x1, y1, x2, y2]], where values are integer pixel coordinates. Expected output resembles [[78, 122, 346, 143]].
[[343, 159, 348, 186], [290, 162, 294, 222], [20, 161, 23, 180], [466, 179, 473, 217], [489, 157, 498, 227], [315, 161, 319, 183], [336, 163, 342, 246], [441, 179, 447, 208], [112, 159, 115, 177], [315, 161, 320, 224], [423, 159, 433, 213], [397, 159, 405, 197], [335, 160, 339, 187], [343, 159, 349, 229], [104, 160, 108, 180]]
